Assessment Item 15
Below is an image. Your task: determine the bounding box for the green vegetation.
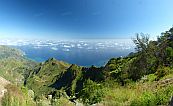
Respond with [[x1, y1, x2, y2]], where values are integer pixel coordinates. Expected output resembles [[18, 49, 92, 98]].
[[25, 58, 70, 99], [78, 79, 104, 105], [1, 27, 173, 105], [1, 84, 36, 106], [0, 45, 37, 84]]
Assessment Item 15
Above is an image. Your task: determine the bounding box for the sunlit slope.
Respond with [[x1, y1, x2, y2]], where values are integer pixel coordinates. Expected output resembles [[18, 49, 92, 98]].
[[0, 45, 37, 83]]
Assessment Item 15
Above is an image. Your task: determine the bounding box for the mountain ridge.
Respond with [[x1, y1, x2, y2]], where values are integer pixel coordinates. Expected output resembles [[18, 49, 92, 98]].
[[1, 27, 173, 105]]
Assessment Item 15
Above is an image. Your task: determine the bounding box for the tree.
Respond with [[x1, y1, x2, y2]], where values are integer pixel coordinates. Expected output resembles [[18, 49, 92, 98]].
[[166, 47, 173, 65], [133, 33, 149, 53], [128, 33, 157, 80]]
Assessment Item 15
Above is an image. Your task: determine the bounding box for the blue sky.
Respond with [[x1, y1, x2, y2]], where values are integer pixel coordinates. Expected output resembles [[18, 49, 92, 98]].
[[0, 0, 173, 39]]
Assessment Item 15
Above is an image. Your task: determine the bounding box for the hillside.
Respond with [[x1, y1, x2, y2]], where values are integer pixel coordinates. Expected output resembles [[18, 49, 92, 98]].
[[0, 45, 37, 84], [25, 58, 71, 98], [0, 76, 10, 104], [0, 45, 38, 106], [1, 27, 173, 106], [0, 45, 24, 59], [24, 27, 173, 106]]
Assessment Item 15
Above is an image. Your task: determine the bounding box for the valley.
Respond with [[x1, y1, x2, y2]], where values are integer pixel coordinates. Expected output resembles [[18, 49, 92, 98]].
[[0, 0, 172, 106], [1, 28, 173, 106]]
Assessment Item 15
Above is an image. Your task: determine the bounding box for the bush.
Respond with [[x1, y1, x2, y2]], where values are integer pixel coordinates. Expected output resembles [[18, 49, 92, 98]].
[[131, 91, 156, 106], [78, 79, 104, 105], [141, 74, 157, 82], [156, 67, 171, 79], [147, 74, 157, 82], [131, 86, 173, 106], [155, 85, 173, 105]]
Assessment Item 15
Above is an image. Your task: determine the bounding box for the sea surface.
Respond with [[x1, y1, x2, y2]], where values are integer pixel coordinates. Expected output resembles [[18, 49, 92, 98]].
[[1, 39, 135, 66]]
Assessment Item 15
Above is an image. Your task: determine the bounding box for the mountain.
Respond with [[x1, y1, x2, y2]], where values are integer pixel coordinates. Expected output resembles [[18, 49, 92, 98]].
[[24, 27, 173, 106], [0, 46, 37, 106], [0, 45, 37, 83], [1, 27, 173, 106], [0, 45, 24, 59], [25, 58, 70, 98]]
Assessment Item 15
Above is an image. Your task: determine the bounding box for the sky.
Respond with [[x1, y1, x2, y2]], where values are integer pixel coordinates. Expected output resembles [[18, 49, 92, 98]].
[[0, 0, 173, 40]]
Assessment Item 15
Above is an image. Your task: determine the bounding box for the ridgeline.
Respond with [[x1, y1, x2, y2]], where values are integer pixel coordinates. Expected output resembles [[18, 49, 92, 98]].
[[1, 27, 173, 106]]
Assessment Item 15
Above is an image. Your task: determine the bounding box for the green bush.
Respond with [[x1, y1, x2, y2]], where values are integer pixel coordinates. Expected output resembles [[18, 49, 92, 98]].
[[147, 74, 157, 82], [141, 74, 157, 82], [156, 67, 171, 79], [131, 86, 173, 106], [155, 85, 173, 105], [78, 79, 104, 105], [131, 91, 156, 106], [51, 97, 74, 106]]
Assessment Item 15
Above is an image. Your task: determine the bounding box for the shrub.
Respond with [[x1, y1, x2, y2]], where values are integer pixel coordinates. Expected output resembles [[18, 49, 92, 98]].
[[145, 74, 157, 82], [156, 67, 171, 79], [131, 86, 173, 106], [78, 79, 104, 105], [51, 97, 74, 106], [131, 91, 156, 106], [155, 85, 173, 105], [141, 74, 157, 83]]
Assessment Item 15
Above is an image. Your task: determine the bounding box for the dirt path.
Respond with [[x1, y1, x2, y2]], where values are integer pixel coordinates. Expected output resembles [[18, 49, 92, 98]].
[[0, 76, 10, 106]]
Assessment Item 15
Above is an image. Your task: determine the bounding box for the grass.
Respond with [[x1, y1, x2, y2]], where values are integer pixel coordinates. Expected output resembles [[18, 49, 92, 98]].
[[1, 84, 36, 106], [51, 97, 74, 106], [100, 74, 173, 106], [103, 86, 136, 105]]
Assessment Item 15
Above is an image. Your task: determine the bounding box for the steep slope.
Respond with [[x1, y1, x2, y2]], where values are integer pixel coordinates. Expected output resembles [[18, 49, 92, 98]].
[[5, 27, 173, 105], [0, 45, 37, 84], [0, 45, 40, 106], [50, 64, 83, 97], [26, 58, 105, 102], [25, 58, 71, 98], [0, 45, 24, 59], [0, 76, 10, 103], [25, 27, 173, 106]]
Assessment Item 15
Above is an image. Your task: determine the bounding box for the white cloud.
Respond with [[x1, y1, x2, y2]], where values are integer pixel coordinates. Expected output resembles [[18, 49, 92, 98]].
[[51, 47, 58, 50]]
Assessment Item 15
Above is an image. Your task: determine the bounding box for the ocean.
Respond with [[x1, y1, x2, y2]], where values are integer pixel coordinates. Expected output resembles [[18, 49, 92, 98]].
[[5, 39, 134, 66]]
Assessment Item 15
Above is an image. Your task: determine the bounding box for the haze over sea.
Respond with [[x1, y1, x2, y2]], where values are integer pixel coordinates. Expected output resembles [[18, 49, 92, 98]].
[[0, 39, 134, 66]]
